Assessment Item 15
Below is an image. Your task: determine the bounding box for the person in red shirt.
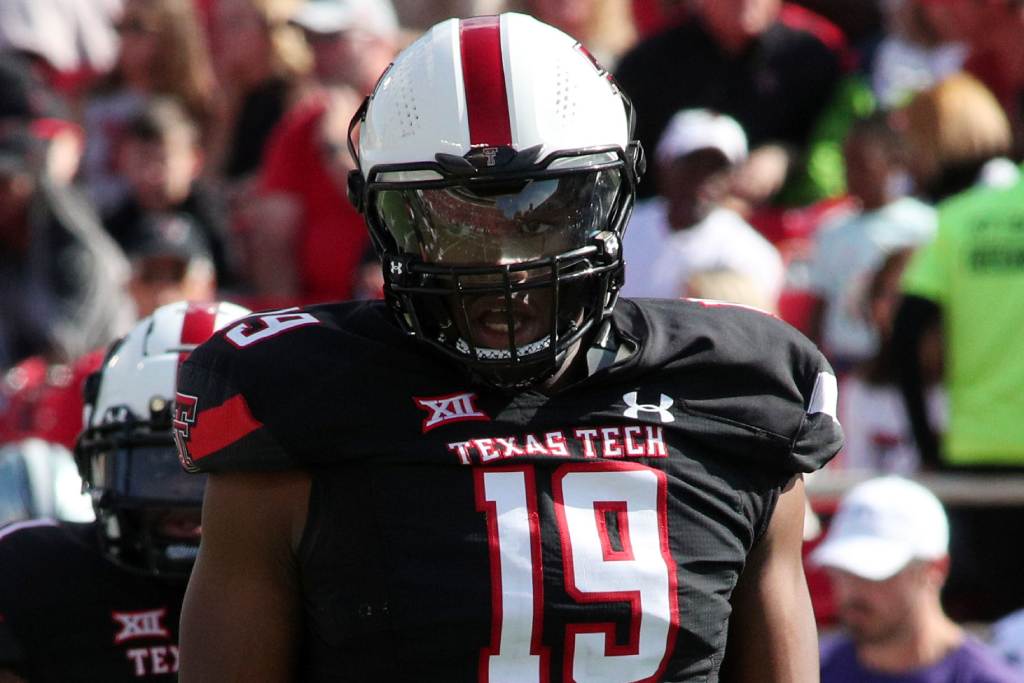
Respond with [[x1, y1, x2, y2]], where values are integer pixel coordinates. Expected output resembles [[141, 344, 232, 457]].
[[241, 0, 397, 304], [246, 88, 369, 304]]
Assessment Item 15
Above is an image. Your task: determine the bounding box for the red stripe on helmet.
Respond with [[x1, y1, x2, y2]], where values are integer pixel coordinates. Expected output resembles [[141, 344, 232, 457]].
[[179, 303, 218, 364], [459, 16, 512, 147]]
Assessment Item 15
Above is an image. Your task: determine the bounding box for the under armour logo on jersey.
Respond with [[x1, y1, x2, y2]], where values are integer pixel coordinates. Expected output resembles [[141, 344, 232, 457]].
[[414, 392, 490, 433], [112, 608, 170, 644], [622, 391, 675, 423]]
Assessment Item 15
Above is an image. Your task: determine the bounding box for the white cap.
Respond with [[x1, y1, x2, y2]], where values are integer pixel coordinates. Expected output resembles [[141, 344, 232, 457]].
[[809, 476, 949, 581], [655, 108, 748, 166], [291, 0, 398, 37]]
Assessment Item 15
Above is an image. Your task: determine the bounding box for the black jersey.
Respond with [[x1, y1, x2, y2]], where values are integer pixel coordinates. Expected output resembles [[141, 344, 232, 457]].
[[0, 519, 186, 681], [177, 298, 842, 682]]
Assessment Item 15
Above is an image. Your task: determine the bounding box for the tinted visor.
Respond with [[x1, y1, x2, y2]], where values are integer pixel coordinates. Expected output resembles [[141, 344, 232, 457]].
[[90, 445, 205, 506], [374, 168, 622, 266]]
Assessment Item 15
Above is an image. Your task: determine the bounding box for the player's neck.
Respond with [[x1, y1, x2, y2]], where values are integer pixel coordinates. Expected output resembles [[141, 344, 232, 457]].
[[539, 320, 634, 394], [857, 612, 963, 674]]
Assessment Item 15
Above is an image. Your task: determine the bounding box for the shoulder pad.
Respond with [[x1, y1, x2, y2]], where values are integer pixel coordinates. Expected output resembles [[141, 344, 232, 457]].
[[621, 298, 843, 474], [175, 302, 395, 473], [175, 309, 307, 473]]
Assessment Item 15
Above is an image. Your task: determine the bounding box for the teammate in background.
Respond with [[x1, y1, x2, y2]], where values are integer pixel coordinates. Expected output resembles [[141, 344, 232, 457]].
[[812, 476, 1024, 683], [178, 13, 842, 682], [0, 301, 249, 682]]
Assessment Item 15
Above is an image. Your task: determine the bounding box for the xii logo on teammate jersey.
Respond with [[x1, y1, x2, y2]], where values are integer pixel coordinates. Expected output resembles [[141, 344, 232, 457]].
[[112, 608, 170, 644], [413, 392, 490, 433]]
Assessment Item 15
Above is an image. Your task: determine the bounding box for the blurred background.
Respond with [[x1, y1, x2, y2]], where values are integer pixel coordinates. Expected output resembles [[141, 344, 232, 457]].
[[2, 0, 1024, 669]]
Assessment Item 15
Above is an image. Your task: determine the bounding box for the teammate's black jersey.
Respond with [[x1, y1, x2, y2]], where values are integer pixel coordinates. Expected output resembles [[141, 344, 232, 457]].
[[177, 298, 842, 682], [0, 519, 186, 682]]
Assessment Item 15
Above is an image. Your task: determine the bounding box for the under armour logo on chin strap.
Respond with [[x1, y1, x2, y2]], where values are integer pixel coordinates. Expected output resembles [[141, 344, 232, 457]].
[[622, 391, 675, 423]]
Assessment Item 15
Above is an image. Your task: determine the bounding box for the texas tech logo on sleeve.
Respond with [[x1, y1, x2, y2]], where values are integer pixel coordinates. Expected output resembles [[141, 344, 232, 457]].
[[173, 392, 199, 471]]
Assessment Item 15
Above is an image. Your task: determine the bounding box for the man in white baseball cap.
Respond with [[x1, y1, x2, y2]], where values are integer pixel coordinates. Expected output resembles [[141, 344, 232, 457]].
[[812, 475, 1023, 682], [654, 108, 749, 169], [621, 107, 784, 307]]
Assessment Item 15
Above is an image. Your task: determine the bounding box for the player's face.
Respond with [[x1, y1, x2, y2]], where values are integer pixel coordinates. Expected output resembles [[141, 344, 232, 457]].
[[827, 564, 926, 644], [376, 169, 622, 353], [152, 508, 202, 540], [452, 272, 562, 351]]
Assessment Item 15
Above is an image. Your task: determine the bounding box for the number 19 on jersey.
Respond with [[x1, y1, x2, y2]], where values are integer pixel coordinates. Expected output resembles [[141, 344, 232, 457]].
[[475, 462, 679, 683]]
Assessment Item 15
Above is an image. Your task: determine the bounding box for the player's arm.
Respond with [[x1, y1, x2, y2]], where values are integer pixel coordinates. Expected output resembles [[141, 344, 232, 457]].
[[719, 475, 819, 683], [179, 470, 311, 683], [0, 670, 26, 683]]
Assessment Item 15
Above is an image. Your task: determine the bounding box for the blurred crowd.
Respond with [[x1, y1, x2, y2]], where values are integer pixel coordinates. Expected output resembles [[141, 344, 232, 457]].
[[2, 0, 1024, 668]]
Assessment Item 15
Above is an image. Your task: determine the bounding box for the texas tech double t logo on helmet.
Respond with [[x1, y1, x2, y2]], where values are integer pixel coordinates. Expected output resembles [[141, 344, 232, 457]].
[[347, 13, 645, 389]]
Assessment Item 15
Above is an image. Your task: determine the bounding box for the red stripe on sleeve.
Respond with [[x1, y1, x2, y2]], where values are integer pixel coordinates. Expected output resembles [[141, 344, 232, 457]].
[[188, 394, 263, 462], [459, 16, 512, 147]]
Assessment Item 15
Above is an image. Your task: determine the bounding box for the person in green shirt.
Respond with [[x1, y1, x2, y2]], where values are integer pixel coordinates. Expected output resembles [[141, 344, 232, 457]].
[[893, 178, 1024, 469]]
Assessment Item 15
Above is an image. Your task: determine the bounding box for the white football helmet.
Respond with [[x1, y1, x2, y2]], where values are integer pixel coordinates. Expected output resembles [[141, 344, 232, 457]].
[[74, 300, 250, 577], [347, 12, 644, 388]]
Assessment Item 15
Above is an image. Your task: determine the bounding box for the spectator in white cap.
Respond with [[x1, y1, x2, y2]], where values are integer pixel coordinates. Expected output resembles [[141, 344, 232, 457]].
[[621, 108, 784, 310], [812, 475, 1024, 682], [290, 0, 399, 94]]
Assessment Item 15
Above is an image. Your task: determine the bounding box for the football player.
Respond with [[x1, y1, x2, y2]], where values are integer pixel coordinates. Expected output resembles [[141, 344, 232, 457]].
[[0, 301, 250, 682], [178, 13, 843, 683]]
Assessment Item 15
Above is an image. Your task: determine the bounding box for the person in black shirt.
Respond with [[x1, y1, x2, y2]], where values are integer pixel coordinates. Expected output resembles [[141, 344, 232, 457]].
[[178, 13, 842, 682], [614, 0, 843, 202]]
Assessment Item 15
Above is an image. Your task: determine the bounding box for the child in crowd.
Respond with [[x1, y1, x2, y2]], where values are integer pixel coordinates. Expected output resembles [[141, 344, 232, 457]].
[[839, 249, 945, 473], [105, 97, 236, 289], [806, 113, 936, 372]]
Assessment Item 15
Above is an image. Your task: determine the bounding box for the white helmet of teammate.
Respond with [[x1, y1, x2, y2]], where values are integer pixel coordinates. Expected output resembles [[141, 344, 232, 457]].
[[75, 300, 250, 576], [347, 12, 645, 389]]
